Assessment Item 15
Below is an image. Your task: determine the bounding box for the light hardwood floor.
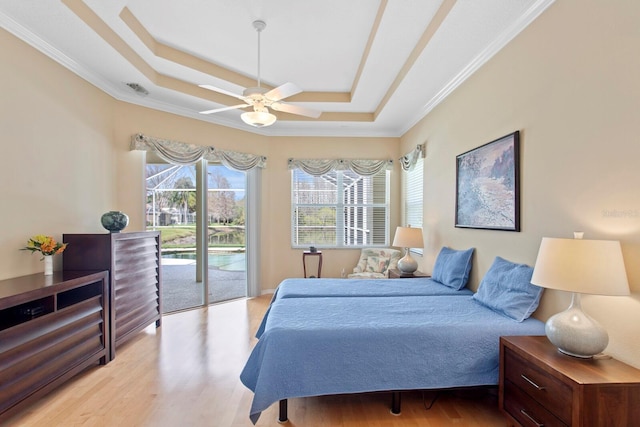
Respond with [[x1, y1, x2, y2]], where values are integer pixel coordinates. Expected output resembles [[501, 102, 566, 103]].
[[6, 295, 505, 426]]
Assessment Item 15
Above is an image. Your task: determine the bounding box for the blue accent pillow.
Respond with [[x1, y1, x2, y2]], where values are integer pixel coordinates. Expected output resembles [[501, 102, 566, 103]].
[[473, 256, 544, 322], [431, 247, 475, 290]]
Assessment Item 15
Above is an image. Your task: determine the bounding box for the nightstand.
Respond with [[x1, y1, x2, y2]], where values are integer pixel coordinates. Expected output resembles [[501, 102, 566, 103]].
[[388, 268, 430, 279], [499, 335, 640, 427], [302, 251, 322, 278]]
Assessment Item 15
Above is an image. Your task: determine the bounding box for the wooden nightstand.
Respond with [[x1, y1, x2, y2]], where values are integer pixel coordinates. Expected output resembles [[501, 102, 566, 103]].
[[499, 335, 640, 427], [388, 268, 430, 279], [302, 251, 322, 278]]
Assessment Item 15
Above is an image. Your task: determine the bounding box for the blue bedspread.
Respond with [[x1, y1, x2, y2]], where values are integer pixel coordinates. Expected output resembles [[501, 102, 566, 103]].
[[256, 277, 472, 337], [241, 295, 545, 423]]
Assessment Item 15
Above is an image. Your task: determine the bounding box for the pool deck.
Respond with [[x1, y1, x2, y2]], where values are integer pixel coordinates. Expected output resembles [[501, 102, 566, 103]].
[[161, 258, 246, 313]]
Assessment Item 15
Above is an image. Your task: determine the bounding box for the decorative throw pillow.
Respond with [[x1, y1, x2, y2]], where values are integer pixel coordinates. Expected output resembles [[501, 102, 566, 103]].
[[473, 256, 544, 322], [365, 256, 390, 273], [431, 247, 475, 290]]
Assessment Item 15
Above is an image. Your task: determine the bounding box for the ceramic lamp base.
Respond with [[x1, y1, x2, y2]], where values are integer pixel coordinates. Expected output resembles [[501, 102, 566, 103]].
[[545, 293, 608, 358], [396, 248, 418, 274]]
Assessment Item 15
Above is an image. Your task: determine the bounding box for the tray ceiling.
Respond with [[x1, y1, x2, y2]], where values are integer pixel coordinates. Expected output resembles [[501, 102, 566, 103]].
[[0, 0, 554, 136]]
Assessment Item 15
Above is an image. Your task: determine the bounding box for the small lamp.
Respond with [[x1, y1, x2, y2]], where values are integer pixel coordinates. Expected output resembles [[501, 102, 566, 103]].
[[531, 236, 630, 358], [392, 226, 424, 274]]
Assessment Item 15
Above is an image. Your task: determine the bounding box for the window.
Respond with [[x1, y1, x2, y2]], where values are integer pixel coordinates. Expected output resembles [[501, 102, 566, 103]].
[[404, 156, 423, 254], [291, 169, 389, 248]]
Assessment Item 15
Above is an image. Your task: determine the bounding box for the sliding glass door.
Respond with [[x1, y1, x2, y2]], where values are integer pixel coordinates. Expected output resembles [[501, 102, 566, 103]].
[[206, 164, 247, 304], [146, 159, 247, 313]]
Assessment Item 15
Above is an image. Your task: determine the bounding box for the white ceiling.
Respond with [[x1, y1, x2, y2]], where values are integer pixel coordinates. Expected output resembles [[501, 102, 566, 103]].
[[0, 0, 554, 137]]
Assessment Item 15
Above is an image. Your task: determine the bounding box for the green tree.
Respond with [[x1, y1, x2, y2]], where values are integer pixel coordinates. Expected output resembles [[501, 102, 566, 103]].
[[234, 196, 246, 225], [171, 177, 196, 224]]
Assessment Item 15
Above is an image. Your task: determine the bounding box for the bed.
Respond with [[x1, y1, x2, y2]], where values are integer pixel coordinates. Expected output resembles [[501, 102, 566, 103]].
[[241, 255, 545, 424], [242, 295, 545, 423], [256, 277, 473, 337]]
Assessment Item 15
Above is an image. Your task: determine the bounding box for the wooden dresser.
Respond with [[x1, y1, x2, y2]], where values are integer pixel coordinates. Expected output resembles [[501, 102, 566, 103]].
[[0, 271, 109, 422], [63, 232, 161, 360], [500, 335, 640, 426]]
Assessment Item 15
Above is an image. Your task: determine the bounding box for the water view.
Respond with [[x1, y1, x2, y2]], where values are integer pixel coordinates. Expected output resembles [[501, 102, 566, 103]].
[[162, 251, 246, 271]]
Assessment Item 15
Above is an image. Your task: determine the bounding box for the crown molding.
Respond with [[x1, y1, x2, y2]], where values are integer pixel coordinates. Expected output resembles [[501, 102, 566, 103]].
[[399, 0, 556, 136]]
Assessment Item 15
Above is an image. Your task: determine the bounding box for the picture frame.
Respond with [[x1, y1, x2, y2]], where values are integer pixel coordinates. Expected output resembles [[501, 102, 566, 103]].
[[455, 131, 520, 231]]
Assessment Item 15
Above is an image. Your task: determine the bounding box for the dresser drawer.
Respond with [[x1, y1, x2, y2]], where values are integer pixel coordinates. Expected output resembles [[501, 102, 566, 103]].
[[504, 348, 572, 424], [504, 380, 567, 427]]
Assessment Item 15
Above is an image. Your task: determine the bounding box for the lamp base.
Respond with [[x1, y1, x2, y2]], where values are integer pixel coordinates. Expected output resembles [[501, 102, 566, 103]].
[[396, 248, 418, 274], [545, 293, 608, 358]]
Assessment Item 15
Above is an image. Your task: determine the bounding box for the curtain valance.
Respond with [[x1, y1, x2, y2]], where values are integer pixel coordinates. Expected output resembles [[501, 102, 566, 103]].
[[399, 144, 425, 171], [287, 158, 393, 177], [130, 133, 267, 170]]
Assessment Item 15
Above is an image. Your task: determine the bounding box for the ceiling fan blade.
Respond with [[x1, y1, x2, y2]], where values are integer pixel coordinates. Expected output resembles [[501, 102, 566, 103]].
[[264, 82, 302, 102], [199, 104, 250, 115], [271, 102, 322, 119], [199, 84, 245, 100]]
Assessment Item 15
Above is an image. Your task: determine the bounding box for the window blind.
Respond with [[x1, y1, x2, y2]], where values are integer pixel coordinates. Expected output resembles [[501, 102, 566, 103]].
[[404, 157, 423, 254], [292, 169, 389, 248]]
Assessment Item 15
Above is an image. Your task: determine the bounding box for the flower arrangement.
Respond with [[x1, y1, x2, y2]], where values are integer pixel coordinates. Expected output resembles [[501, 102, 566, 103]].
[[22, 235, 68, 259]]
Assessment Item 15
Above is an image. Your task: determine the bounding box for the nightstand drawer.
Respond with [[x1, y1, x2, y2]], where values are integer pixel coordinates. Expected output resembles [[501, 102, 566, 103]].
[[504, 348, 572, 424], [504, 380, 567, 427], [501, 336, 640, 427]]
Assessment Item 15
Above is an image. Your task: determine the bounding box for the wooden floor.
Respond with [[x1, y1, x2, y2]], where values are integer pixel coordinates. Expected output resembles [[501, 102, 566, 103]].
[[6, 295, 505, 426]]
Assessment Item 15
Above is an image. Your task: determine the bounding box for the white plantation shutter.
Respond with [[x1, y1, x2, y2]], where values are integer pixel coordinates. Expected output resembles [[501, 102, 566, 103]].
[[292, 169, 389, 248], [404, 157, 423, 254]]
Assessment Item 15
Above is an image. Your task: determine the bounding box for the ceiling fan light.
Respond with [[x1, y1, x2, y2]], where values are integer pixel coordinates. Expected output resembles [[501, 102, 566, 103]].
[[241, 110, 277, 127]]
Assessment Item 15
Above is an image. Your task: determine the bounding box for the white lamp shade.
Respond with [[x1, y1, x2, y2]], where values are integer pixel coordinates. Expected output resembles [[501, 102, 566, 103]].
[[241, 110, 277, 127], [531, 238, 629, 296], [392, 226, 424, 249]]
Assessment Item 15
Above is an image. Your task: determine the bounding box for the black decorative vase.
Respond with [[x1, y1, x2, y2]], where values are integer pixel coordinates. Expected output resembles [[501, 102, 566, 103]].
[[101, 211, 129, 233]]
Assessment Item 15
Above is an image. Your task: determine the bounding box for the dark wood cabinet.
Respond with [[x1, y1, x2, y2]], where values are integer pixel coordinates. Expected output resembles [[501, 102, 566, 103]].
[[0, 271, 109, 422], [63, 232, 161, 360], [500, 335, 640, 427]]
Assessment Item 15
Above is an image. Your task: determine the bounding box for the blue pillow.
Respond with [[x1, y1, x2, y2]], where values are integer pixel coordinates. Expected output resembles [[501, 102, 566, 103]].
[[473, 256, 544, 322], [431, 247, 475, 290]]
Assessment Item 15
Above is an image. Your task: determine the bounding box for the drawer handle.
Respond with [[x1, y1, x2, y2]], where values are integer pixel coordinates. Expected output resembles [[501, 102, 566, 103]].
[[520, 409, 544, 427], [521, 374, 546, 391]]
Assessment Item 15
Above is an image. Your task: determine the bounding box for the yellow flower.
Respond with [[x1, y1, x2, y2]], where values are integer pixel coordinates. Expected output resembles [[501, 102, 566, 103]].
[[22, 235, 68, 258]]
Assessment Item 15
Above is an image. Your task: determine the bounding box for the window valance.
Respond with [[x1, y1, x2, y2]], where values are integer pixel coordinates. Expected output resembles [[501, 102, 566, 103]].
[[130, 133, 267, 170], [399, 144, 425, 171], [287, 158, 393, 177]]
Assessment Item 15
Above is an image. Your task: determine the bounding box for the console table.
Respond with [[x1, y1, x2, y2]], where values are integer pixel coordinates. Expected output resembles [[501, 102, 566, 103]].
[[302, 250, 322, 278], [0, 270, 109, 422]]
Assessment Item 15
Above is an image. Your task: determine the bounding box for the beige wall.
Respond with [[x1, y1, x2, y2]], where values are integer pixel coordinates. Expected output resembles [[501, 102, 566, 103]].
[[0, 29, 116, 278], [401, 0, 640, 367]]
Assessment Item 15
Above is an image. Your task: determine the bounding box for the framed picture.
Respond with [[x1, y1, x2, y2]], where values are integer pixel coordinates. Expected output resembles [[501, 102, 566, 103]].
[[455, 131, 520, 231]]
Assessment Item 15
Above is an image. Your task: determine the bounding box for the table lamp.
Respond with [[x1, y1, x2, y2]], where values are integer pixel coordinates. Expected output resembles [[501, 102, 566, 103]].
[[530, 236, 630, 358], [392, 226, 424, 274]]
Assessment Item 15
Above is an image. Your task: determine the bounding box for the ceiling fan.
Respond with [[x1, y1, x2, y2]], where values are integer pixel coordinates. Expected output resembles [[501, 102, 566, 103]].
[[199, 20, 321, 127]]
